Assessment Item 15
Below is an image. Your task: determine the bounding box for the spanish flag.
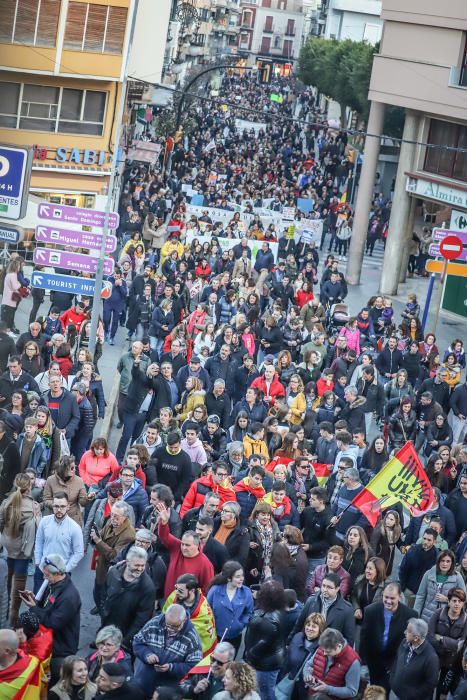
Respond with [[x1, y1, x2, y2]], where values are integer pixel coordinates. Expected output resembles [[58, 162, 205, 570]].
[[339, 190, 347, 205], [350, 442, 434, 527], [313, 463, 332, 486], [0, 651, 41, 699]]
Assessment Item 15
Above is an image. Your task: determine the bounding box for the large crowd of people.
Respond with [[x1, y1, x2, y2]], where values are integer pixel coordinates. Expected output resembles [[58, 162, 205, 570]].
[[0, 73, 466, 700]]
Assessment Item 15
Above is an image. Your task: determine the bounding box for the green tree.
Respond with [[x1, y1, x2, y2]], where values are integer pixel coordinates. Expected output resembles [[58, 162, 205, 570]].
[[299, 37, 376, 124]]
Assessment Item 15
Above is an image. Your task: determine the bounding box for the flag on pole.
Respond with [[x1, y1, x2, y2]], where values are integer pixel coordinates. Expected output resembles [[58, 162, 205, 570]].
[[339, 190, 347, 205], [350, 442, 434, 527]]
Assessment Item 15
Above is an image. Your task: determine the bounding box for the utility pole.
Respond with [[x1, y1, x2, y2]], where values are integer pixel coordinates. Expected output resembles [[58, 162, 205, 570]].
[[88, 0, 139, 356]]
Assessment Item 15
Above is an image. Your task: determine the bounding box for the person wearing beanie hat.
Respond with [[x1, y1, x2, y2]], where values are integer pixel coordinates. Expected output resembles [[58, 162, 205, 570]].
[[16, 610, 53, 685]]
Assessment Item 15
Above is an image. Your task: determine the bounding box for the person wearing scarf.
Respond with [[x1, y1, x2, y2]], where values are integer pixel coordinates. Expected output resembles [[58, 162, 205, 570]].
[[263, 480, 299, 531], [233, 467, 266, 523]]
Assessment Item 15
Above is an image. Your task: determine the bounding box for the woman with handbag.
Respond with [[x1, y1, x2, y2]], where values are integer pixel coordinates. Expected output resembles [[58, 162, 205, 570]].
[[275, 612, 325, 700], [0, 473, 41, 626]]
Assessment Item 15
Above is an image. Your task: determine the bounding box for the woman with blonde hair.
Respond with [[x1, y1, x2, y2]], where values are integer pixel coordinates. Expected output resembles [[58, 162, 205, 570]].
[[0, 473, 41, 625], [177, 376, 206, 423], [48, 655, 96, 700], [213, 661, 260, 700], [286, 374, 306, 426], [278, 612, 326, 699]]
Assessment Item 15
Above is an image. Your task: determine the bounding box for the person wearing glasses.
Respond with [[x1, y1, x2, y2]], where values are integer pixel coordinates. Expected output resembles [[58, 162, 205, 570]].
[[42, 455, 88, 526], [98, 465, 148, 528], [180, 641, 236, 700], [133, 603, 202, 696], [33, 492, 84, 594], [85, 625, 132, 684]]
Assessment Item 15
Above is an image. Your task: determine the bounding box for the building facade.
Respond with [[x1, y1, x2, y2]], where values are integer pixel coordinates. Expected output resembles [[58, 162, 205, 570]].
[[238, 0, 304, 79], [324, 0, 382, 43], [0, 0, 170, 238], [347, 0, 467, 318]]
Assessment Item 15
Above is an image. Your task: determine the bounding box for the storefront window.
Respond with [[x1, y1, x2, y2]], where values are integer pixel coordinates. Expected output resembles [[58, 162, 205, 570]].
[[424, 118, 467, 184]]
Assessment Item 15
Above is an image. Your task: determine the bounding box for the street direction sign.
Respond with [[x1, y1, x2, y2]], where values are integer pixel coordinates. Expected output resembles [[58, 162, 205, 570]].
[[31, 271, 106, 295], [0, 224, 21, 244], [33, 248, 114, 275], [440, 235, 463, 260], [429, 244, 467, 262], [432, 228, 467, 244], [37, 203, 119, 229], [35, 225, 117, 252], [0, 144, 33, 220], [426, 259, 467, 277]]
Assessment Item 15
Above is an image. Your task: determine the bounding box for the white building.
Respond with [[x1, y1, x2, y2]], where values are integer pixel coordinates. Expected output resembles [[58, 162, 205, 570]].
[[324, 0, 382, 43]]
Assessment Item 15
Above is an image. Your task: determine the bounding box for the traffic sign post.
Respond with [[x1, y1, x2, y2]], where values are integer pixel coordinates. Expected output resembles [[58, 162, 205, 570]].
[[439, 235, 463, 261], [432, 228, 467, 243], [426, 232, 466, 332], [35, 225, 117, 252], [0, 144, 33, 220], [31, 271, 110, 296], [38, 202, 119, 229], [33, 248, 114, 276]]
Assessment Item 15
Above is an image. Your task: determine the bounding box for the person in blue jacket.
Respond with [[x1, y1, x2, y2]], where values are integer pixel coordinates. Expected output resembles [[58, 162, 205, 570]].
[[98, 465, 149, 527], [207, 560, 254, 652], [103, 271, 128, 346]]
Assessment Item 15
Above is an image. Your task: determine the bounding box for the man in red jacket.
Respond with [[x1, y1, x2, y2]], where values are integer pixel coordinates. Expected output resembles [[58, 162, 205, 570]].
[[250, 364, 285, 407], [156, 502, 214, 598], [60, 302, 87, 334], [180, 463, 236, 518]]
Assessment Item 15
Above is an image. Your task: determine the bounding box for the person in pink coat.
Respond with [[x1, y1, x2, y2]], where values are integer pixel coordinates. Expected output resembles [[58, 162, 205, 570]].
[[338, 318, 361, 357]]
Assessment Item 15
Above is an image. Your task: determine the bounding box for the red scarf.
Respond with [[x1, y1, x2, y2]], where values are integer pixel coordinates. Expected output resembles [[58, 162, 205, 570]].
[[234, 477, 266, 500]]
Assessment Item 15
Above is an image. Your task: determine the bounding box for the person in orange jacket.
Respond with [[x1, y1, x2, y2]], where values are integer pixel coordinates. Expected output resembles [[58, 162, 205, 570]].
[[180, 463, 236, 518]]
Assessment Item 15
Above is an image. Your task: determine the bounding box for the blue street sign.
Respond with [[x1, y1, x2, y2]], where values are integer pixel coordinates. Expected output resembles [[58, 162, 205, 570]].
[[31, 271, 101, 295], [0, 224, 21, 244], [0, 144, 33, 220]]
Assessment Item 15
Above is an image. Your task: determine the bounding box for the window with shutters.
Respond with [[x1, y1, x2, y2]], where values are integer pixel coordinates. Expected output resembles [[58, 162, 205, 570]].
[[286, 19, 295, 35], [264, 15, 273, 32], [64, 2, 128, 54], [260, 36, 271, 53], [0, 81, 107, 134], [0, 0, 59, 47]]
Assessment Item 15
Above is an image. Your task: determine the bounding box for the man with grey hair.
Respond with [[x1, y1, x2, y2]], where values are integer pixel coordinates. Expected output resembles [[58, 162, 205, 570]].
[[90, 501, 136, 616], [205, 377, 231, 428], [101, 545, 156, 650], [18, 553, 81, 683], [329, 467, 369, 542], [180, 640, 236, 699], [112, 528, 167, 601], [133, 602, 202, 695], [303, 627, 361, 696], [341, 385, 367, 436], [389, 618, 439, 700]]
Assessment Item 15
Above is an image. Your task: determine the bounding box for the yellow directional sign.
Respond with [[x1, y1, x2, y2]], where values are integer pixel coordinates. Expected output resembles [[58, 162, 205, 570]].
[[426, 259, 467, 277]]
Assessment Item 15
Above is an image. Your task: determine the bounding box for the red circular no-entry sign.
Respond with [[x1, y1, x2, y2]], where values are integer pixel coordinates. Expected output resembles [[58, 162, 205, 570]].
[[440, 234, 463, 260]]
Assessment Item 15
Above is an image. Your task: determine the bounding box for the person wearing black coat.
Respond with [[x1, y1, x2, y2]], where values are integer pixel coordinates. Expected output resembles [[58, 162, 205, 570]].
[[292, 574, 355, 646], [389, 619, 440, 700], [388, 403, 417, 451], [205, 385, 231, 429], [231, 361, 260, 404], [26, 563, 81, 684], [112, 540, 167, 601], [0, 421, 21, 500], [417, 373, 451, 414], [375, 339, 404, 381], [401, 343, 423, 388], [399, 535, 438, 599], [286, 462, 318, 509], [0, 322, 16, 372], [300, 491, 332, 571], [212, 511, 250, 567], [101, 559, 156, 650], [200, 421, 227, 461], [339, 389, 367, 435], [360, 584, 417, 691], [424, 413, 453, 458]]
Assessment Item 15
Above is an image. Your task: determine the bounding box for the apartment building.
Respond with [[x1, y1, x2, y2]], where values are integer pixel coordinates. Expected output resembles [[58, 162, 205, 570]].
[[0, 0, 170, 232], [238, 0, 304, 79], [324, 0, 382, 43], [347, 0, 467, 318]]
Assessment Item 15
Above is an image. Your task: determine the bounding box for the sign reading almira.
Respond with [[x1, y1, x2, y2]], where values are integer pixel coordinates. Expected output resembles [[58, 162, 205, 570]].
[[406, 175, 467, 210]]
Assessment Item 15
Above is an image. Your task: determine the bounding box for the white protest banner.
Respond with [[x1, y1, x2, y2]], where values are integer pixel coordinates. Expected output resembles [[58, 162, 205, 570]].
[[186, 231, 279, 263], [295, 219, 323, 244], [282, 206, 296, 221], [235, 119, 267, 137]]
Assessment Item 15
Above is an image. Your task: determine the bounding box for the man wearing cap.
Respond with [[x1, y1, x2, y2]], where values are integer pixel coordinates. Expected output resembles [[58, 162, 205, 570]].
[[176, 354, 211, 393], [19, 553, 81, 683], [96, 661, 146, 700], [152, 431, 193, 506]]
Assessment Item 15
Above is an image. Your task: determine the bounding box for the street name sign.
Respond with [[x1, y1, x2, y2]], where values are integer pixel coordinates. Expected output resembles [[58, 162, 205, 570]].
[[33, 248, 114, 275], [425, 259, 467, 277], [35, 225, 117, 252], [31, 271, 108, 295], [0, 144, 33, 220], [0, 224, 21, 244], [37, 203, 119, 229], [432, 228, 467, 244]]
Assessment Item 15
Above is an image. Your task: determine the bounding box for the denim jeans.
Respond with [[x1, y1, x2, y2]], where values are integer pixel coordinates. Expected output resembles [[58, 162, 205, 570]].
[[116, 411, 147, 463], [256, 669, 279, 700]]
